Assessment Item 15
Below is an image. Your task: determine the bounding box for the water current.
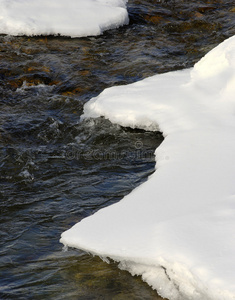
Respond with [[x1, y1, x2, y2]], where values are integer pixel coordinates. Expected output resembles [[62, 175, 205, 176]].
[[0, 0, 235, 299]]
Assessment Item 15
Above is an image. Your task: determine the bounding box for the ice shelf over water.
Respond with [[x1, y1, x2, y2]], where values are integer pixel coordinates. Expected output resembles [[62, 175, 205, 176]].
[[61, 36, 235, 300], [0, 0, 129, 37]]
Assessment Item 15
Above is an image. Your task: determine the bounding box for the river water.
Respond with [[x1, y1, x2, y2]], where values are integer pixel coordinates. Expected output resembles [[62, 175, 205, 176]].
[[0, 1, 235, 299]]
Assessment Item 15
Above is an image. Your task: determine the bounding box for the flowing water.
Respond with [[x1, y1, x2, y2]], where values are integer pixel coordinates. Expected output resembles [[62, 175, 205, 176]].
[[0, 0, 235, 299]]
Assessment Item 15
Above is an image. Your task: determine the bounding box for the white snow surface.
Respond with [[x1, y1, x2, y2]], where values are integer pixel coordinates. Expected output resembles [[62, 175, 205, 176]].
[[0, 0, 128, 37], [61, 35, 235, 300]]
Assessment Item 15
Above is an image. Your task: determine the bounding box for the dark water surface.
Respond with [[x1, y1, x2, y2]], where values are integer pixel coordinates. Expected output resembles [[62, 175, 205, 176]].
[[0, 0, 235, 299]]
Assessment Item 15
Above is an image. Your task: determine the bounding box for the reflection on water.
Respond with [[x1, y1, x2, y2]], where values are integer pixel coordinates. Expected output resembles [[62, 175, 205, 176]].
[[0, 0, 235, 299]]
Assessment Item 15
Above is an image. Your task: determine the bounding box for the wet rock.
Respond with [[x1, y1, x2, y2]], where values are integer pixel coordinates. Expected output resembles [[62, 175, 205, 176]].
[[197, 6, 216, 14], [61, 87, 83, 96], [194, 12, 204, 19], [8, 72, 53, 89], [144, 15, 163, 24], [25, 65, 51, 73], [164, 19, 221, 33]]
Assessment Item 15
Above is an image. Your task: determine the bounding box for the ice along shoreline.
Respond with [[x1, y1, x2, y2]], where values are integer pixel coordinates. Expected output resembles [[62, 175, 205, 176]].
[[0, 0, 129, 37], [61, 35, 235, 300]]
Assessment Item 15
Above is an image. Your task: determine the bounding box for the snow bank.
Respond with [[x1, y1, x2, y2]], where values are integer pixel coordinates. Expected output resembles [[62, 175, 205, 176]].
[[61, 35, 235, 300], [0, 0, 128, 37]]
